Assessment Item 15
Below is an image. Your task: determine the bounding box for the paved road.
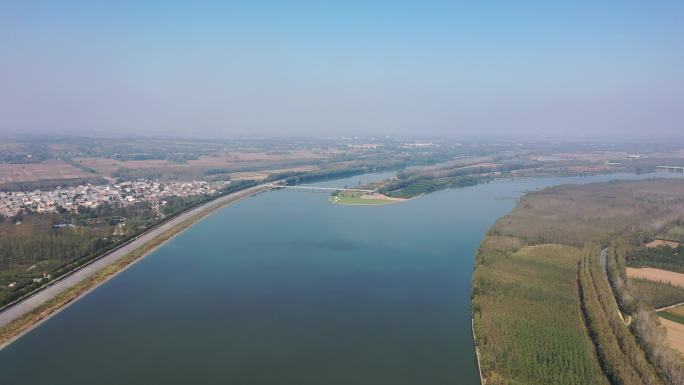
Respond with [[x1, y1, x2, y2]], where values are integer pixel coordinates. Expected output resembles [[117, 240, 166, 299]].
[[0, 184, 268, 329]]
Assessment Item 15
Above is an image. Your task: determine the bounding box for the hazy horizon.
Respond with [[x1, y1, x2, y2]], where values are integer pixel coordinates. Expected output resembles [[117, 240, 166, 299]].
[[2, 1, 683, 138]]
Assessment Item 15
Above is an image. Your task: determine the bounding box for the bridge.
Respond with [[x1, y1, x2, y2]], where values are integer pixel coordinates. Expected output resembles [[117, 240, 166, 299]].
[[656, 166, 684, 173], [265, 184, 375, 193]]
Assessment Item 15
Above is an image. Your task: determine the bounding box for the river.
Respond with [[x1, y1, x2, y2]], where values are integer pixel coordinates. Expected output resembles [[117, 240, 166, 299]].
[[0, 171, 681, 384]]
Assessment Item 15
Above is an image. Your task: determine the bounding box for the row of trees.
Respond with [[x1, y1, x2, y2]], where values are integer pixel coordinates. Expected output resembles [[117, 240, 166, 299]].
[[381, 161, 539, 198], [0, 200, 162, 306], [472, 239, 609, 385], [279, 166, 375, 185], [397, 160, 538, 181], [578, 245, 664, 385], [605, 242, 684, 385], [627, 245, 684, 273], [630, 279, 684, 309], [380, 175, 489, 198]]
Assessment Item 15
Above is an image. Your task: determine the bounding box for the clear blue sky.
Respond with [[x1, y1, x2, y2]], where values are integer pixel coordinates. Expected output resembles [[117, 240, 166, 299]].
[[1, 1, 683, 138]]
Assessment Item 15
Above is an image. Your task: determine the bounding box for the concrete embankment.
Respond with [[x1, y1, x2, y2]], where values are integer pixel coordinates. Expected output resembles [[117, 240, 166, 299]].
[[0, 184, 268, 349]]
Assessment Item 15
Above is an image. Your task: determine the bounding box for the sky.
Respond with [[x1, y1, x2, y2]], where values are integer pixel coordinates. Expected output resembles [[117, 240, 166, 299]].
[[1, 1, 683, 139]]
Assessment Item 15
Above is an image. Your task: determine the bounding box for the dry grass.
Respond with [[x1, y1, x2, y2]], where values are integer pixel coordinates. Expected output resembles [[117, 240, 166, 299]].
[[482, 235, 524, 253], [647, 240, 681, 248], [73, 151, 335, 176], [493, 179, 684, 246], [0, 161, 88, 183], [627, 267, 684, 288], [230, 166, 318, 181], [661, 318, 684, 355]]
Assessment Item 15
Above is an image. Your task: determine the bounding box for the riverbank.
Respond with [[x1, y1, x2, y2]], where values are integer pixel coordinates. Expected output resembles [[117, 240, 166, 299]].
[[0, 184, 268, 350], [473, 178, 684, 385]]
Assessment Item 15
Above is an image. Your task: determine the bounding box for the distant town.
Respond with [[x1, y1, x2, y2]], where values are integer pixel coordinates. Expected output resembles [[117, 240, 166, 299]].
[[0, 179, 229, 218]]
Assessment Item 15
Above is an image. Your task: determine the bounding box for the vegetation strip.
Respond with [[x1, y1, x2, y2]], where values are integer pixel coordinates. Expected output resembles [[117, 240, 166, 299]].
[[580, 246, 663, 385]]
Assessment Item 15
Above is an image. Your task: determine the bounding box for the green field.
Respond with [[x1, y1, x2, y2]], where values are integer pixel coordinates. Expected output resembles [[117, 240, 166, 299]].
[[473, 239, 609, 385], [328, 191, 399, 205], [659, 304, 684, 325]]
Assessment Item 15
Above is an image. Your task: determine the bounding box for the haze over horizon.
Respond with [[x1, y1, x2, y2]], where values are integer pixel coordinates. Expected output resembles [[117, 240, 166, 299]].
[[2, 1, 683, 138]]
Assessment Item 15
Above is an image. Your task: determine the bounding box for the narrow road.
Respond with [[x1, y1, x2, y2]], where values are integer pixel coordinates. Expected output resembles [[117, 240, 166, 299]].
[[0, 184, 268, 329], [599, 247, 631, 326], [656, 302, 684, 312]]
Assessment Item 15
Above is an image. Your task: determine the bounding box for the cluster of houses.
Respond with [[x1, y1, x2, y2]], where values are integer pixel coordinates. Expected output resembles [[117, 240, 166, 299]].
[[0, 179, 229, 218]]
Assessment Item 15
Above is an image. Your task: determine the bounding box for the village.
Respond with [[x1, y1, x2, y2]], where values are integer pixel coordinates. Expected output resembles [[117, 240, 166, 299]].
[[0, 179, 230, 218]]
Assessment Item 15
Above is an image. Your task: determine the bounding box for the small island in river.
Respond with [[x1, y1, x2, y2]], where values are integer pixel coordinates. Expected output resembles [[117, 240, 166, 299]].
[[329, 190, 405, 205]]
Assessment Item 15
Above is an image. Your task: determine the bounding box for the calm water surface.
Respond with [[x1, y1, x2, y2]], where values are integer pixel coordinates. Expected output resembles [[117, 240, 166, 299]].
[[0, 172, 680, 385]]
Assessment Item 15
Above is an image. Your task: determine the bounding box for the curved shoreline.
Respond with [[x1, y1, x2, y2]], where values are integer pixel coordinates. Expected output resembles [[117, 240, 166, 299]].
[[0, 184, 269, 351]]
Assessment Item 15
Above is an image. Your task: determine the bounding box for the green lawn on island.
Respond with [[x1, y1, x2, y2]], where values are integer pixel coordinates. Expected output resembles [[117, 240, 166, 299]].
[[329, 191, 395, 205]]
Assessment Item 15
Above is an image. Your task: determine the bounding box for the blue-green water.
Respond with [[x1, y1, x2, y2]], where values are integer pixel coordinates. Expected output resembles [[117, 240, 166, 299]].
[[0, 172, 681, 385]]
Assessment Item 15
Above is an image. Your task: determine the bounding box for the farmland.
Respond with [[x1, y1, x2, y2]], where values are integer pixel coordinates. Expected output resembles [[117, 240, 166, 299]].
[[0, 161, 90, 185], [473, 179, 684, 385], [659, 305, 684, 325], [659, 319, 684, 355], [627, 268, 684, 288]]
